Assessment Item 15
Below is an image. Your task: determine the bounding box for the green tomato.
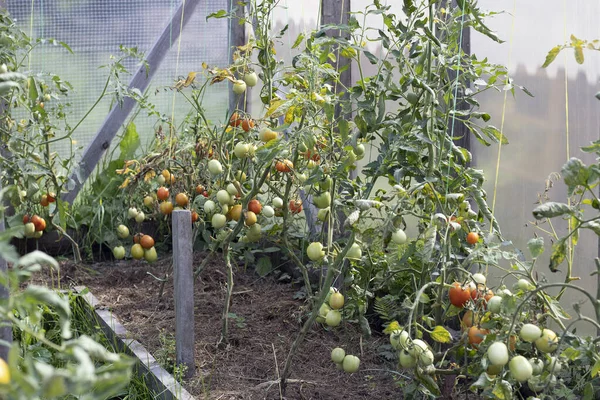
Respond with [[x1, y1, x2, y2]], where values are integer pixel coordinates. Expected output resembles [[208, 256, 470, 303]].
[[226, 183, 238, 196], [242, 71, 258, 87], [399, 349, 416, 368], [216, 190, 231, 205], [529, 358, 544, 375], [520, 323, 542, 343], [317, 208, 330, 222], [342, 355, 360, 373], [487, 296, 503, 314], [211, 213, 227, 229], [307, 242, 325, 261], [232, 79, 247, 95], [487, 342, 509, 366], [325, 310, 342, 327], [272, 197, 284, 208], [390, 330, 410, 350], [127, 207, 138, 219], [234, 142, 250, 158], [331, 347, 346, 363], [135, 211, 145, 223], [345, 243, 362, 260], [112, 246, 126, 259], [534, 329, 558, 353], [117, 225, 130, 239], [204, 200, 216, 214], [144, 247, 158, 263], [391, 229, 407, 244], [319, 303, 331, 318], [509, 355, 533, 382], [208, 159, 223, 175], [262, 205, 275, 218], [313, 192, 331, 209]]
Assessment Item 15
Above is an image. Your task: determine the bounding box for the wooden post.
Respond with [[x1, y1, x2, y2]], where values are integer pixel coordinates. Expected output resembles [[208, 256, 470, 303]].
[[172, 210, 195, 379], [320, 0, 352, 114], [62, 0, 202, 205], [227, 0, 246, 113], [446, 0, 471, 155]]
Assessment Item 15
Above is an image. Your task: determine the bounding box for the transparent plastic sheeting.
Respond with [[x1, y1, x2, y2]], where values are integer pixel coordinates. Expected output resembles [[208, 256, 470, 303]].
[[472, 0, 600, 331], [6, 0, 229, 158]]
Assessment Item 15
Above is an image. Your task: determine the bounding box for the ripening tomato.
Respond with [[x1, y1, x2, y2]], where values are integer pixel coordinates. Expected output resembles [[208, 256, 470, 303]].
[[289, 199, 303, 214], [275, 159, 293, 173], [248, 199, 262, 215], [468, 326, 489, 347], [191, 211, 199, 223], [466, 232, 479, 245], [133, 233, 144, 244], [175, 193, 189, 207], [140, 235, 155, 249], [229, 112, 242, 127], [31, 215, 46, 232], [195, 185, 204, 195], [157, 187, 169, 201], [40, 194, 49, 207], [23, 214, 30, 224], [241, 118, 255, 132], [47, 192, 56, 203], [160, 201, 174, 215], [449, 282, 471, 308]]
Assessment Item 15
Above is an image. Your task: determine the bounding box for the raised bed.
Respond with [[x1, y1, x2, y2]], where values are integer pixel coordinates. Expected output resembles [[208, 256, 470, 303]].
[[73, 286, 195, 400]]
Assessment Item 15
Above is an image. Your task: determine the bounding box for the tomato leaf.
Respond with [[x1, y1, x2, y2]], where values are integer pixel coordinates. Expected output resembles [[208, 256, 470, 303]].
[[527, 237, 544, 258], [542, 46, 562, 68], [255, 256, 272, 277], [549, 240, 567, 272], [583, 383, 594, 400], [560, 347, 580, 361], [492, 380, 513, 400], [431, 326, 452, 343], [561, 157, 589, 195], [590, 358, 600, 377], [469, 372, 494, 392], [574, 45, 585, 64], [532, 202, 575, 219], [206, 10, 228, 21]]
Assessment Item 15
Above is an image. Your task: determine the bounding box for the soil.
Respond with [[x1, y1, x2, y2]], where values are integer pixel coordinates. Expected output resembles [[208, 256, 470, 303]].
[[32, 253, 404, 400]]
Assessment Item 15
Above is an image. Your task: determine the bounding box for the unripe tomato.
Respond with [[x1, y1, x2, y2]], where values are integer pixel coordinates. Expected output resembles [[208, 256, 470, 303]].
[[216, 190, 231, 205], [226, 183, 238, 196], [40, 194, 49, 207], [234, 142, 250, 158], [329, 292, 344, 309], [272, 197, 284, 208], [232, 79, 247, 95], [135, 211, 145, 223], [487, 296, 503, 313], [346, 243, 362, 260], [529, 358, 544, 375], [112, 246, 126, 260], [143, 195, 154, 208], [128, 207, 139, 219], [243, 71, 258, 87], [487, 342, 509, 366], [535, 329, 558, 353], [390, 329, 410, 350], [144, 246, 158, 262], [399, 349, 416, 368], [520, 323, 542, 343], [117, 224, 130, 239], [24, 222, 36, 237], [331, 347, 346, 363], [342, 355, 360, 373], [466, 231, 479, 245], [204, 200, 216, 214], [262, 205, 274, 218], [472, 273, 486, 286], [449, 282, 471, 308], [313, 192, 331, 209], [259, 127, 278, 142], [212, 213, 227, 229], [408, 339, 429, 358], [391, 229, 407, 244], [418, 349, 434, 367], [208, 159, 223, 175], [319, 303, 331, 318], [325, 310, 342, 327], [131, 244, 144, 260], [517, 278, 534, 291], [229, 204, 242, 221], [546, 356, 562, 374], [307, 242, 325, 261], [509, 355, 533, 382], [245, 211, 257, 226]]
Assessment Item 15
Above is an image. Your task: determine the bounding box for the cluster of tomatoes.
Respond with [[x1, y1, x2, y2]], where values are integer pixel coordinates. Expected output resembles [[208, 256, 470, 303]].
[[22, 214, 46, 239]]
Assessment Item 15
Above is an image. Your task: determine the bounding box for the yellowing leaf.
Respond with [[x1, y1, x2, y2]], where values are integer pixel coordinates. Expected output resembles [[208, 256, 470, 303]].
[[284, 106, 295, 124], [431, 325, 452, 343], [591, 358, 600, 377], [119, 177, 131, 189], [266, 99, 284, 117], [144, 170, 156, 182], [383, 321, 401, 335]]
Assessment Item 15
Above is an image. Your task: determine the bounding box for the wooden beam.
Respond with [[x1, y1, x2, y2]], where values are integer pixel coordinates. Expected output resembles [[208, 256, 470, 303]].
[[62, 0, 202, 204], [227, 0, 246, 113], [447, 0, 471, 155], [320, 0, 352, 110]]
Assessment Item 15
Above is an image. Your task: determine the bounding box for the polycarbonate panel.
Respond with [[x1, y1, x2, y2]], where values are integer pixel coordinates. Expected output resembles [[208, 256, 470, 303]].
[[6, 0, 229, 158], [472, 1, 600, 329]]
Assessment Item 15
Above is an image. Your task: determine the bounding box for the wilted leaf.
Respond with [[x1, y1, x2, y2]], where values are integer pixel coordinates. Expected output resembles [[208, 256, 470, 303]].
[[542, 46, 561, 68], [561, 157, 589, 195], [532, 202, 574, 220], [549, 240, 566, 272]]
